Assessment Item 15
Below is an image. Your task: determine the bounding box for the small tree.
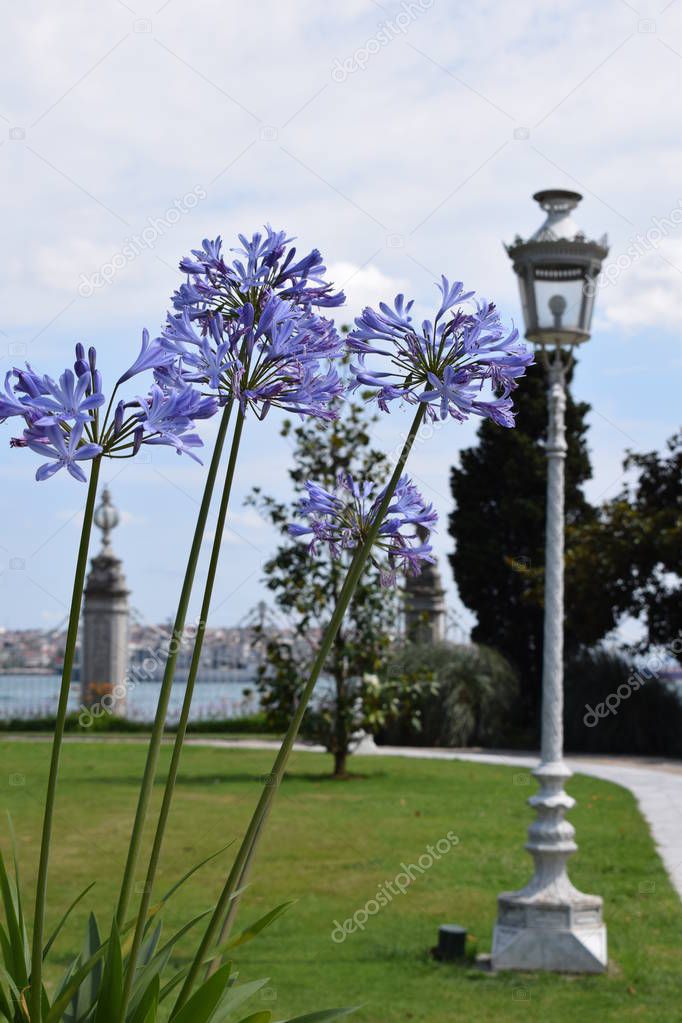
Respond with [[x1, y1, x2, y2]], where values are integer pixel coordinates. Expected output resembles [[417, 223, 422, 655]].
[[251, 398, 421, 776]]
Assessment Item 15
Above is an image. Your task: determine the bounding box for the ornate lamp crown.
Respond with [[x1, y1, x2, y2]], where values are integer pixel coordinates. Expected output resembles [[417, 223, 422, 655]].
[[506, 189, 609, 348]]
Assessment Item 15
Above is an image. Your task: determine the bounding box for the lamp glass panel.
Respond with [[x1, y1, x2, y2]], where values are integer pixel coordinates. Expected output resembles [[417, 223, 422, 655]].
[[532, 266, 585, 334], [517, 276, 532, 332]]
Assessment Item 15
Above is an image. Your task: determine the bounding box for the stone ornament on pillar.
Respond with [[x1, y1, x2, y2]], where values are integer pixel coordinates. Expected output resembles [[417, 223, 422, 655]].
[[491, 191, 609, 973], [81, 487, 130, 716], [95, 484, 119, 554]]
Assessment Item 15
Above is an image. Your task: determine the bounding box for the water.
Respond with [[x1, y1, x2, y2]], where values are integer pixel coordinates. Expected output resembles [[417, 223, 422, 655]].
[[0, 674, 259, 723]]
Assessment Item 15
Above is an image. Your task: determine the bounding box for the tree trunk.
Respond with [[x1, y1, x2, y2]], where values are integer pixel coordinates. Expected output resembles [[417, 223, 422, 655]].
[[331, 632, 349, 778], [333, 749, 348, 778]]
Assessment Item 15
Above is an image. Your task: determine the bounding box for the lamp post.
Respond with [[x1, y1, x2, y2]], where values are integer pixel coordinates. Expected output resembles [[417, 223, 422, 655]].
[[491, 190, 609, 973]]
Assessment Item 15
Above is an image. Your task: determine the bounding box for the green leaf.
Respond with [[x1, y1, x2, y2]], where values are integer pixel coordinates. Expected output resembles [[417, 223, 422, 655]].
[[127, 974, 159, 1023], [0, 964, 22, 1014], [160, 843, 234, 908], [157, 890, 248, 1002], [49, 953, 106, 1023], [157, 965, 189, 1004], [65, 912, 102, 1020], [125, 941, 171, 1020], [138, 919, 162, 968], [0, 985, 13, 1020], [5, 818, 29, 982], [126, 907, 211, 1012], [237, 1014, 272, 1023], [0, 923, 13, 979], [93, 919, 123, 1023], [155, 909, 210, 962], [43, 882, 96, 962], [0, 848, 28, 989], [170, 962, 232, 1023], [127, 845, 235, 972], [48, 916, 120, 1023], [223, 902, 296, 952], [212, 978, 270, 1022]]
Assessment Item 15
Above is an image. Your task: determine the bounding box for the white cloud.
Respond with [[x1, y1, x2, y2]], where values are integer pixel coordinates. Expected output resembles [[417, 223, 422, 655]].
[[328, 262, 406, 323], [0, 0, 679, 627], [601, 239, 682, 332]]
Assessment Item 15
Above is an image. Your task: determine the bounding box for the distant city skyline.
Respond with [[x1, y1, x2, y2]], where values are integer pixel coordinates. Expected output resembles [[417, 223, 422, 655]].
[[0, 619, 282, 675]]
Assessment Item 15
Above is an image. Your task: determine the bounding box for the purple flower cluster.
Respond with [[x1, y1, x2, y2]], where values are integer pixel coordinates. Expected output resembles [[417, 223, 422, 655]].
[[289, 472, 438, 587], [1, 332, 217, 482], [160, 227, 346, 420], [348, 277, 533, 426], [3, 236, 533, 488], [175, 226, 345, 316]]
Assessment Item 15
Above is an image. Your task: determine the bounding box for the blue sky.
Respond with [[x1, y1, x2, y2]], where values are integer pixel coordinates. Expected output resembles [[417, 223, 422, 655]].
[[0, 0, 680, 634]]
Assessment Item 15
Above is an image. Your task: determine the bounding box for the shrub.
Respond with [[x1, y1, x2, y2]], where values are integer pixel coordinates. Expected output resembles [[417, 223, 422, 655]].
[[564, 646, 682, 756], [0, 711, 272, 735], [376, 641, 519, 748]]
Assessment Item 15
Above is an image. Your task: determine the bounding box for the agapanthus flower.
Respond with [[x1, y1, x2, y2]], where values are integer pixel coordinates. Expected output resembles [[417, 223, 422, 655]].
[[175, 225, 345, 320], [160, 228, 347, 420], [1, 371, 35, 421], [28, 368, 105, 427], [348, 277, 533, 425], [130, 383, 216, 463], [2, 331, 217, 482], [117, 327, 175, 385], [288, 472, 437, 587], [25, 422, 103, 482]]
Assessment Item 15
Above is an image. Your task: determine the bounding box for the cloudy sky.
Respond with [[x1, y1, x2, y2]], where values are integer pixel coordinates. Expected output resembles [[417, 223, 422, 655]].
[[0, 0, 680, 635]]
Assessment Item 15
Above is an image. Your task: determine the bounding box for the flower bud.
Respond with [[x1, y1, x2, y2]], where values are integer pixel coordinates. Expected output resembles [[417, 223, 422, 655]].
[[15, 369, 43, 398], [132, 425, 144, 456], [113, 400, 124, 436]]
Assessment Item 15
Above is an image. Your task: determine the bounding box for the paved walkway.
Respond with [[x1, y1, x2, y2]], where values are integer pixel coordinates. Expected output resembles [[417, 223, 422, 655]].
[[182, 736, 682, 899]]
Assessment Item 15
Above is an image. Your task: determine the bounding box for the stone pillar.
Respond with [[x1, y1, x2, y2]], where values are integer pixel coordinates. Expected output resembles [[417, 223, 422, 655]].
[[491, 353, 607, 973], [404, 527, 446, 644], [81, 488, 129, 716]]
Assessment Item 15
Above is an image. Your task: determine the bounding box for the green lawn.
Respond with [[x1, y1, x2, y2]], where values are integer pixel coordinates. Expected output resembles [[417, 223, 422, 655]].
[[1, 740, 680, 1022]]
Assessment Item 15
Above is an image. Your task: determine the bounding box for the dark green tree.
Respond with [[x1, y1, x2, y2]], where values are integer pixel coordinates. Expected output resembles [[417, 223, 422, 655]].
[[250, 398, 421, 777], [448, 360, 612, 731], [570, 431, 682, 654]]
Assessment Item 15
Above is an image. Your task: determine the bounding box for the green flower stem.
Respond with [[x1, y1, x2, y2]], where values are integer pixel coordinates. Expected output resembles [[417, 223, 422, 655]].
[[173, 405, 426, 1011], [204, 806, 267, 976], [115, 401, 233, 927], [119, 409, 246, 1017], [29, 455, 102, 1023]]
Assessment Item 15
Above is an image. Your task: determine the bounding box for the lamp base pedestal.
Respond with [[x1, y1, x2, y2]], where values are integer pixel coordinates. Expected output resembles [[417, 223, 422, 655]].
[[491, 760, 607, 974], [492, 890, 606, 973]]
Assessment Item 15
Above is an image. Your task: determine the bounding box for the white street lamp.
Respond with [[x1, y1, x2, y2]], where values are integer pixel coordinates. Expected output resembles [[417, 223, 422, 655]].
[[491, 190, 609, 973]]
